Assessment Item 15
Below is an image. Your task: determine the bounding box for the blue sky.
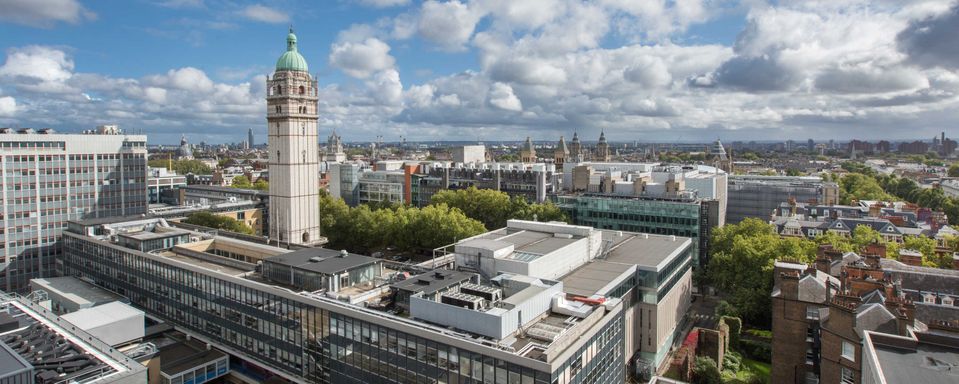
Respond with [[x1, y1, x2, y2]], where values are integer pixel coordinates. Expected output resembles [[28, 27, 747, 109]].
[[0, 1, 957, 144]]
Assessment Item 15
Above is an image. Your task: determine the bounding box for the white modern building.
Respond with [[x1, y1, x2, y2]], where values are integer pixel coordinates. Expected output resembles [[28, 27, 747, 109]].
[[0, 126, 148, 292]]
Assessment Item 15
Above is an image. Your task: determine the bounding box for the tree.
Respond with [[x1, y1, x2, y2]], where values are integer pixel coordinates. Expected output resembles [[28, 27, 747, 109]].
[[707, 219, 816, 326], [183, 212, 253, 235], [692, 357, 722, 384], [839, 173, 893, 204], [148, 158, 212, 175], [318, 190, 486, 255], [949, 164, 959, 177], [231, 175, 253, 189], [430, 187, 567, 229], [252, 179, 269, 191]]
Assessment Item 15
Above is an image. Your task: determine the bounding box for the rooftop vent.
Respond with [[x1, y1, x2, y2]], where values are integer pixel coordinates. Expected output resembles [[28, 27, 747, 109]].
[[340, 249, 349, 258], [309, 256, 323, 262]]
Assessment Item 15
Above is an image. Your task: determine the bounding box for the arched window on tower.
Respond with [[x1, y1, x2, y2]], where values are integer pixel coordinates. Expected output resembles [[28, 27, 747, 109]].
[[299, 86, 305, 95], [277, 86, 282, 94]]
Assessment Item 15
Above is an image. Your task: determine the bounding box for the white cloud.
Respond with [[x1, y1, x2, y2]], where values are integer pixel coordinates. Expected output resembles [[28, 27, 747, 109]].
[[417, 0, 484, 51], [0, 0, 95, 27], [144, 67, 214, 91], [488, 82, 522, 111], [356, 0, 410, 8], [0, 96, 15, 117], [240, 4, 289, 24], [329, 38, 397, 78], [0, 46, 74, 82]]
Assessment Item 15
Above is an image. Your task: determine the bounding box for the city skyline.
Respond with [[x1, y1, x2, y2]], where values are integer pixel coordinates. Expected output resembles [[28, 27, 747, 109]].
[[1, 1, 958, 145]]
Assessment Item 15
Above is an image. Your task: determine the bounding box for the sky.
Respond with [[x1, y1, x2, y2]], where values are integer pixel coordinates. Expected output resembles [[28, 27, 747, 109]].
[[0, 0, 958, 145]]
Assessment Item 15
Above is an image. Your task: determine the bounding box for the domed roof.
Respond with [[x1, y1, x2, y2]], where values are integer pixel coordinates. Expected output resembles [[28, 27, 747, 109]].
[[275, 28, 308, 72], [176, 135, 193, 159]]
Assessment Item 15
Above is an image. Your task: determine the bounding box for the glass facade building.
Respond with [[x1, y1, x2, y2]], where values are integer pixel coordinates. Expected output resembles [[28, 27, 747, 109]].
[[554, 195, 718, 268], [0, 129, 147, 292], [62, 227, 626, 384]]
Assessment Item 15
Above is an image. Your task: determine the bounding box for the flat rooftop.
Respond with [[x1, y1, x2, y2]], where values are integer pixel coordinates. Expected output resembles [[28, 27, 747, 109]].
[[265, 248, 380, 275], [0, 342, 31, 379], [559, 232, 691, 297], [872, 340, 959, 384], [392, 270, 476, 295], [158, 338, 226, 375], [119, 228, 191, 241], [158, 251, 249, 277], [602, 231, 691, 271], [31, 276, 124, 305]]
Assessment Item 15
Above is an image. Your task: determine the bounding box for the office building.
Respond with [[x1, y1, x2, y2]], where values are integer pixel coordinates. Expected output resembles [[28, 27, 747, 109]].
[[727, 175, 839, 224], [0, 125, 147, 292], [61, 217, 693, 383], [555, 163, 727, 267], [267, 28, 322, 246], [416, 161, 556, 205], [452, 145, 486, 164], [147, 166, 187, 204], [248, 127, 255, 149]]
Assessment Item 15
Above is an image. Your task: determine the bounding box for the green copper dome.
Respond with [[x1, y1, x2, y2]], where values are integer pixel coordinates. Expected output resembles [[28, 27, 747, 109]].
[[275, 28, 308, 72]]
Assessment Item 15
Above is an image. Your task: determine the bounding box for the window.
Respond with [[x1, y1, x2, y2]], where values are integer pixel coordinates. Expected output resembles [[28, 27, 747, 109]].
[[841, 367, 854, 384], [842, 341, 855, 362]]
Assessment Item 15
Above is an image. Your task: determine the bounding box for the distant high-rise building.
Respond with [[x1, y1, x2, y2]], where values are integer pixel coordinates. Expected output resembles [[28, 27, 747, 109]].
[[267, 28, 322, 246], [0, 126, 147, 291], [248, 127, 255, 149]]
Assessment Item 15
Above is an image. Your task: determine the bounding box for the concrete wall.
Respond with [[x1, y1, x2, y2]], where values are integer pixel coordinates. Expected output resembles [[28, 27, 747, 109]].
[[524, 239, 591, 280], [638, 268, 692, 367]]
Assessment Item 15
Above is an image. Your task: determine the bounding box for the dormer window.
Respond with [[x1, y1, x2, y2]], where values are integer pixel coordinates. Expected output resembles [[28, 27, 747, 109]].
[[943, 296, 954, 306]]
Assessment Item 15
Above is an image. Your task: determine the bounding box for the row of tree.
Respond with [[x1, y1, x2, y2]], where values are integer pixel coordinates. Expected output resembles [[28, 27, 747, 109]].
[[318, 187, 568, 256], [147, 159, 212, 175], [841, 162, 959, 225], [183, 212, 254, 234], [429, 187, 568, 229], [706, 218, 953, 327], [319, 191, 486, 255], [231, 175, 269, 191]]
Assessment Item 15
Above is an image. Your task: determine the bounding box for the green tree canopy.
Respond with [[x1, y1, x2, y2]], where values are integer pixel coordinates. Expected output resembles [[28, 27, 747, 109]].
[[183, 212, 253, 235], [319, 191, 485, 255], [839, 173, 893, 204], [430, 187, 567, 229], [707, 219, 816, 326], [148, 158, 212, 175], [231, 175, 252, 189], [949, 164, 959, 177], [692, 356, 722, 384]]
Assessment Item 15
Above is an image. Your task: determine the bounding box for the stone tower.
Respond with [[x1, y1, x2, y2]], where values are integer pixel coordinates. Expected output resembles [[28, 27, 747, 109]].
[[325, 128, 346, 163], [554, 135, 569, 168], [595, 131, 610, 162], [569, 132, 582, 163], [520, 136, 537, 163], [267, 28, 321, 246]]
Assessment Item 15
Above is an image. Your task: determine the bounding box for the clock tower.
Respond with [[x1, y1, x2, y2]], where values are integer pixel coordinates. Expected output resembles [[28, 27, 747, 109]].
[[267, 28, 322, 246]]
